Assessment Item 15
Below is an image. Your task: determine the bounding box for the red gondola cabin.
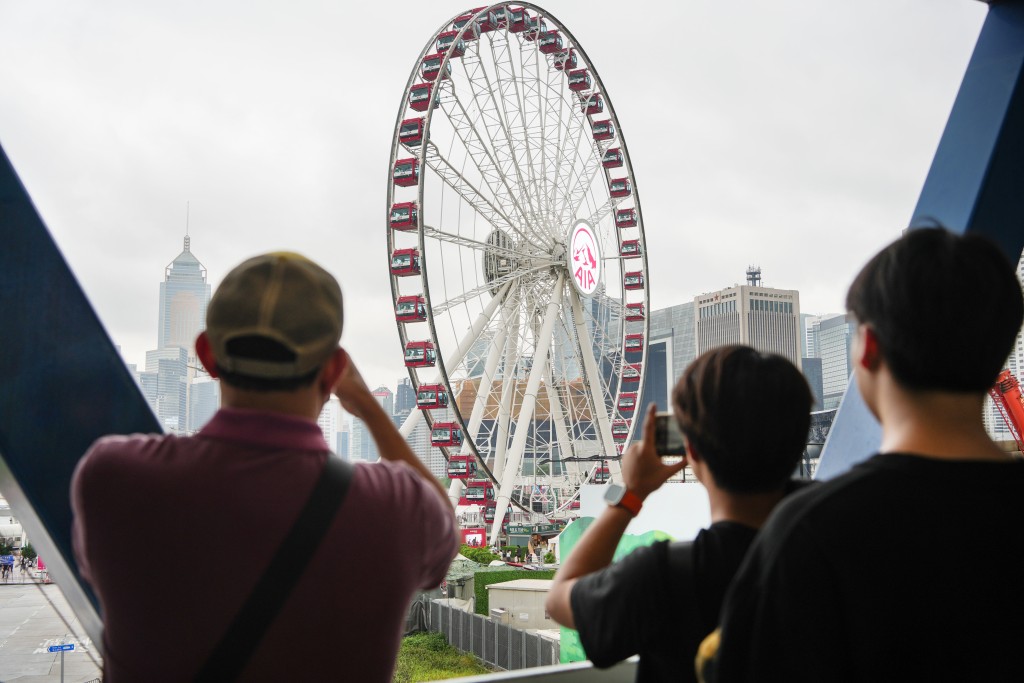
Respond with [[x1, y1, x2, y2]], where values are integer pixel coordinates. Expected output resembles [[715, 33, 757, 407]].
[[602, 147, 623, 168], [452, 11, 481, 39], [431, 422, 463, 447], [390, 202, 418, 230], [624, 333, 644, 353], [622, 364, 642, 384], [592, 119, 616, 141], [623, 271, 644, 290], [396, 295, 427, 322], [393, 158, 419, 187], [523, 15, 547, 40], [409, 83, 433, 112], [626, 303, 646, 321], [553, 49, 577, 71], [615, 208, 637, 228], [462, 480, 495, 505], [448, 455, 476, 479], [538, 31, 563, 54], [620, 239, 641, 258], [618, 392, 637, 412], [612, 420, 630, 441], [483, 504, 511, 523], [416, 383, 449, 410], [480, 7, 507, 32], [609, 178, 631, 198], [581, 92, 604, 115], [404, 341, 437, 368], [436, 30, 466, 57], [594, 465, 611, 484], [390, 249, 421, 277], [567, 69, 591, 92], [399, 118, 424, 148], [421, 53, 452, 81], [508, 7, 528, 32]]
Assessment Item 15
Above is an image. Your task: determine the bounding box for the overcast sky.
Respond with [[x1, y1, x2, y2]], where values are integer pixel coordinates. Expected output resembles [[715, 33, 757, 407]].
[[0, 1, 987, 391]]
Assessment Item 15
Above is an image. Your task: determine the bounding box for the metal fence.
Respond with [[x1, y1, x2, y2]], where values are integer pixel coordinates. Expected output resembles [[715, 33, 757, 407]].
[[428, 600, 560, 671]]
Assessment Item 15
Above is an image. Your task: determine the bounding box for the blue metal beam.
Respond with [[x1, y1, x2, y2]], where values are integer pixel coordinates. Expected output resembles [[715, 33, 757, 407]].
[[0, 142, 161, 644], [818, 0, 1024, 479]]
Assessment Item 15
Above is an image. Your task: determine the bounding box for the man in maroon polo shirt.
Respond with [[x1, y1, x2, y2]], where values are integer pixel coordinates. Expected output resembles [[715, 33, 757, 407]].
[[71, 252, 458, 682]]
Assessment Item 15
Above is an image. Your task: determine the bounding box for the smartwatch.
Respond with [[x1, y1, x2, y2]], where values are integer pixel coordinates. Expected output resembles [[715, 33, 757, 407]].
[[603, 483, 642, 517]]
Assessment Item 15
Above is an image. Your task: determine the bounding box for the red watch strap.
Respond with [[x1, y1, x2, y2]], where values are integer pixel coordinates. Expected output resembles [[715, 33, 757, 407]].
[[619, 489, 643, 516]]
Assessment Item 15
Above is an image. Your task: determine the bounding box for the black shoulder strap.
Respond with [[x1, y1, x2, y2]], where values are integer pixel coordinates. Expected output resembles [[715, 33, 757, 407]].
[[194, 456, 354, 683]]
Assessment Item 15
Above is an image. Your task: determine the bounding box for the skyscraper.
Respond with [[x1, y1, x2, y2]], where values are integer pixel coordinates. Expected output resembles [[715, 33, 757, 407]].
[[139, 233, 215, 433], [818, 314, 856, 410], [158, 234, 211, 354], [695, 267, 801, 365]]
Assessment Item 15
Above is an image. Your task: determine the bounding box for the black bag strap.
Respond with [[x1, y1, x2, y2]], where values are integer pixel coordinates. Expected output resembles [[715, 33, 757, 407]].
[[195, 456, 354, 682]]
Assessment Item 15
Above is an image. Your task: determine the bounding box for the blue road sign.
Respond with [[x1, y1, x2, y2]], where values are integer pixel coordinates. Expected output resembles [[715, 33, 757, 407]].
[[48, 644, 75, 653]]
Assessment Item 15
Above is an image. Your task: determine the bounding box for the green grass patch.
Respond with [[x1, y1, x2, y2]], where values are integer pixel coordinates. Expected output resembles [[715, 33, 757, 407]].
[[392, 631, 490, 682]]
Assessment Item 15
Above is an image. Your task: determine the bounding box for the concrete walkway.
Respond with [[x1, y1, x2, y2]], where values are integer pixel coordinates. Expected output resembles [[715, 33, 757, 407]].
[[0, 581, 101, 682]]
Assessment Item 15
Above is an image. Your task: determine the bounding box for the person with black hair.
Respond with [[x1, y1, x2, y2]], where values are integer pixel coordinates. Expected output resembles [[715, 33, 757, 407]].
[[714, 228, 1024, 682], [71, 252, 458, 682], [545, 345, 812, 682]]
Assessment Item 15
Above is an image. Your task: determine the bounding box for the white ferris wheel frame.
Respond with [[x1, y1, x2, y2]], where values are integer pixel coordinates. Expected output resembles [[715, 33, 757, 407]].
[[386, 3, 651, 543]]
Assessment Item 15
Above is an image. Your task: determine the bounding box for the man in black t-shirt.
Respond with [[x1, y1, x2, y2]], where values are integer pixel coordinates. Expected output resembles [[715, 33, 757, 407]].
[[545, 345, 812, 682], [715, 228, 1024, 682]]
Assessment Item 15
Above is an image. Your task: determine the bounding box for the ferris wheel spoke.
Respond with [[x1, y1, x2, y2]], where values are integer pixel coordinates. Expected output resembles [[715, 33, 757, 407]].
[[477, 32, 547, 240], [424, 143, 549, 253], [558, 129, 605, 227], [548, 93, 585, 224], [422, 225, 552, 263], [431, 264, 548, 316], [490, 271, 565, 545], [438, 76, 536, 234], [553, 115, 593, 226]]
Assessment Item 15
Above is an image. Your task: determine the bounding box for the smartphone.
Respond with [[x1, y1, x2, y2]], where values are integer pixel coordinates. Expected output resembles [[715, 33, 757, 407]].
[[655, 412, 686, 457]]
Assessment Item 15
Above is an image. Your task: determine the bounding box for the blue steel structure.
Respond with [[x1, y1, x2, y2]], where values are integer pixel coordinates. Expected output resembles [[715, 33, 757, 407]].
[[817, 0, 1024, 479], [0, 0, 1021, 656]]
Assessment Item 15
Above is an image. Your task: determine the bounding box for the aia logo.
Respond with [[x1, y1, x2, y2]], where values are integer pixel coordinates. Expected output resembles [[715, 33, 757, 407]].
[[569, 221, 601, 295]]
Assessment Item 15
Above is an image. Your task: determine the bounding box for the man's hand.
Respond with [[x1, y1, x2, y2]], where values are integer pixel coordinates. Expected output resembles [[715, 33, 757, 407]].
[[622, 404, 688, 501]]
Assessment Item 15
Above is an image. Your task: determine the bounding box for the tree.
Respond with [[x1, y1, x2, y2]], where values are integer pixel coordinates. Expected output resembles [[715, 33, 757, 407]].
[[20, 542, 37, 562], [0, 537, 12, 556]]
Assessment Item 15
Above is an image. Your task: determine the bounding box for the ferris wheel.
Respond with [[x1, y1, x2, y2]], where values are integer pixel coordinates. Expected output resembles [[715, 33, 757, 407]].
[[387, 4, 649, 545]]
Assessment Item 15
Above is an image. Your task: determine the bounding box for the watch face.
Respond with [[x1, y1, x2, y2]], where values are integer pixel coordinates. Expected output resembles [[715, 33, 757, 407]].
[[603, 483, 625, 506]]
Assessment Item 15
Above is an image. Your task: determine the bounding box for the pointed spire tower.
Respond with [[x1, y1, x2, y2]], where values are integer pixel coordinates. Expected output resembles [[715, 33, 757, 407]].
[[157, 218, 210, 352]]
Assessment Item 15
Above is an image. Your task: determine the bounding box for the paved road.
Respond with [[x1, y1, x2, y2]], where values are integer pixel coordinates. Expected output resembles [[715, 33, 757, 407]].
[[0, 581, 102, 683]]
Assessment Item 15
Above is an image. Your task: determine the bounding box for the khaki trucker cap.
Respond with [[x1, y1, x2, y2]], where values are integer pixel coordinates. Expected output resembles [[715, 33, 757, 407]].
[[206, 252, 343, 379]]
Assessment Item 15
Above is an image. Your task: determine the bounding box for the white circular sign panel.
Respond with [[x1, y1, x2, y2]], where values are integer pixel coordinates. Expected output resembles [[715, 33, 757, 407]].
[[569, 220, 602, 296]]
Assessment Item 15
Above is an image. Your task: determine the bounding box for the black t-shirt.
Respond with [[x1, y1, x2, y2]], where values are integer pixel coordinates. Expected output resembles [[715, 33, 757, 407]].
[[570, 521, 759, 683], [717, 453, 1024, 682]]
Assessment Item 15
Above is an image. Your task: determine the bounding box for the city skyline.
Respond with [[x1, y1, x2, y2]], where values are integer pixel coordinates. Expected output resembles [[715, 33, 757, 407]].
[[0, 2, 987, 393]]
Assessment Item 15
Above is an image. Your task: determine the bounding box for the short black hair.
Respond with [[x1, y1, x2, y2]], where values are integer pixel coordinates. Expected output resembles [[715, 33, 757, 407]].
[[673, 345, 811, 494], [215, 335, 320, 392], [846, 227, 1023, 392]]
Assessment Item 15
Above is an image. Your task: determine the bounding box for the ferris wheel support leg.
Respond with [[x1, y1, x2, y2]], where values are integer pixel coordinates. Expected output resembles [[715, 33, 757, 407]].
[[569, 288, 617, 460], [545, 364, 577, 513], [460, 306, 512, 459], [448, 479, 465, 509], [398, 408, 423, 439], [491, 302, 522, 476], [489, 274, 565, 546]]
